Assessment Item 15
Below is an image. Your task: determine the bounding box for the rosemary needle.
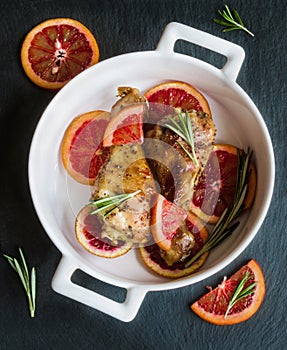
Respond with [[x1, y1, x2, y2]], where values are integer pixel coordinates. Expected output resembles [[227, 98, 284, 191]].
[[4, 248, 36, 317], [165, 112, 199, 166]]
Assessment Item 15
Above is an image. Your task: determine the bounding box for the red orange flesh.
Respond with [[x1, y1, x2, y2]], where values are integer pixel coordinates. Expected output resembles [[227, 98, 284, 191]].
[[151, 193, 187, 251], [21, 18, 99, 89], [144, 81, 212, 122], [103, 103, 144, 147], [75, 206, 133, 258], [190, 144, 257, 224], [191, 259, 265, 325], [61, 110, 110, 185]]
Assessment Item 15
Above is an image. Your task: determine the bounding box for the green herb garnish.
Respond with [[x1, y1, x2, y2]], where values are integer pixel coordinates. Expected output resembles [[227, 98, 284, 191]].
[[185, 148, 252, 268], [213, 5, 254, 37], [165, 112, 199, 166], [89, 190, 141, 218], [224, 271, 257, 318], [4, 248, 36, 317]]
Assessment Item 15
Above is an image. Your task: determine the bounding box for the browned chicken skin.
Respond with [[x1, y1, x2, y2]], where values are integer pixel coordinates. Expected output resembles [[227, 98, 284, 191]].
[[144, 110, 216, 210], [92, 143, 156, 244]]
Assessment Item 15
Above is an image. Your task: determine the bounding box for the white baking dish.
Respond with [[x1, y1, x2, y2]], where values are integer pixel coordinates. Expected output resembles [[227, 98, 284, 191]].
[[28, 22, 275, 322]]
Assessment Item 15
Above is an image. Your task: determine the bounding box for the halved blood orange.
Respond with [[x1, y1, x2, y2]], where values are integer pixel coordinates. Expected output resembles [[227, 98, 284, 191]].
[[190, 144, 257, 224], [151, 193, 187, 251], [21, 18, 99, 89], [103, 103, 144, 147], [75, 206, 133, 258], [61, 110, 110, 185], [144, 81, 212, 122], [140, 212, 209, 278], [191, 259, 265, 325]]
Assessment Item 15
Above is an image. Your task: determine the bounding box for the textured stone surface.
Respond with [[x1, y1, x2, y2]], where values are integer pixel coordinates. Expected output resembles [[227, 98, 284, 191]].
[[0, 0, 286, 349]]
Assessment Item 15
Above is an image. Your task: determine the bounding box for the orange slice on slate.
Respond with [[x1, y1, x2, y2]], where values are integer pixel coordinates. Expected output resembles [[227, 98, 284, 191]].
[[190, 144, 257, 224], [21, 18, 99, 89], [61, 110, 110, 185], [191, 259, 265, 325]]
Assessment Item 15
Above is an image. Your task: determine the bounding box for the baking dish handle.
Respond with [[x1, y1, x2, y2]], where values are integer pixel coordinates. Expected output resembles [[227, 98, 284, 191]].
[[156, 22, 245, 81], [52, 256, 147, 322]]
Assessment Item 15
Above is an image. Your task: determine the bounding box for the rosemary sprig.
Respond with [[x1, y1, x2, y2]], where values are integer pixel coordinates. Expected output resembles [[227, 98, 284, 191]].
[[89, 190, 141, 218], [224, 271, 257, 318], [4, 248, 36, 317], [165, 112, 199, 166], [185, 148, 252, 268], [214, 5, 254, 37]]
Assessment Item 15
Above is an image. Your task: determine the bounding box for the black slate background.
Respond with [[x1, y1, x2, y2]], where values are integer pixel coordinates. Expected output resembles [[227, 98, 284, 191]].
[[0, 0, 286, 349]]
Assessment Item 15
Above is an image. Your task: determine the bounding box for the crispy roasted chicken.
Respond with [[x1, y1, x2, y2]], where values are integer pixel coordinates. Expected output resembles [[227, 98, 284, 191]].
[[92, 86, 215, 263], [92, 142, 156, 244]]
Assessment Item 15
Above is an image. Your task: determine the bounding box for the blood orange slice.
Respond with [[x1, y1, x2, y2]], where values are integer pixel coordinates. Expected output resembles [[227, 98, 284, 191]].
[[190, 144, 257, 224], [21, 18, 99, 89], [103, 103, 144, 147], [140, 212, 209, 278], [75, 206, 133, 258], [144, 81, 211, 122], [151, 193, 187, 251], [191, 259, 265, 325], [61, 110, 110, 185]]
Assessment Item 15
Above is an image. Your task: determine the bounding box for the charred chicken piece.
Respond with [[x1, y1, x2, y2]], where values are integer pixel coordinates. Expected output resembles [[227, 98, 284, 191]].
[[111, 86, 147, 116], [144, 110, 216, 210], [159, 224, 195, 266], [92, 142, 156, 245]]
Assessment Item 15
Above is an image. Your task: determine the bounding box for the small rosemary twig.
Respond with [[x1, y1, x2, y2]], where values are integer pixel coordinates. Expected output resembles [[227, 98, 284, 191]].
[[165, 112, 199, 166], [214, 5, 254, 37], [89, 190, 141, 218], [225, 271, 257, 318], [4, 248, 36, 317]]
